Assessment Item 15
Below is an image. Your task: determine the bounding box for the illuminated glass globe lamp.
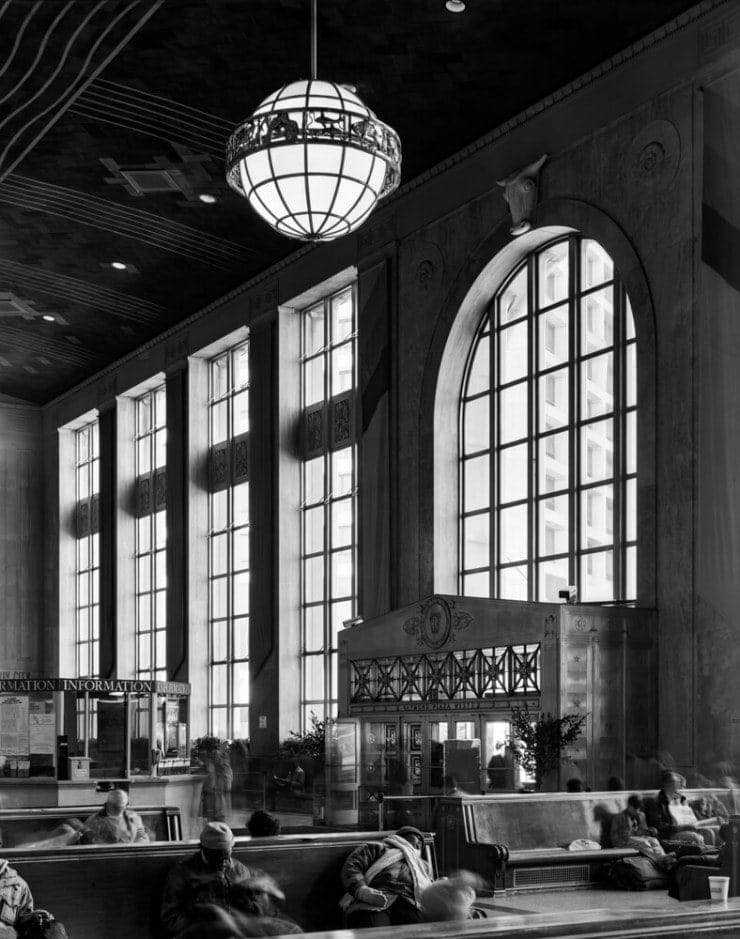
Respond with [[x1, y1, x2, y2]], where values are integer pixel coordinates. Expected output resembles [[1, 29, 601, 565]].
[[226, 6, 401, 243]]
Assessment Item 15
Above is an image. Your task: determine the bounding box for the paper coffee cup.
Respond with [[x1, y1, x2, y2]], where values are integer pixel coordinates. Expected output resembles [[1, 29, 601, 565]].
[[708, 876, 730, 901]]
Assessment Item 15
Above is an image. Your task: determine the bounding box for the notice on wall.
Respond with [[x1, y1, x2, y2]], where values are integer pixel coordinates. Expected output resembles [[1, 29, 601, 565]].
[[29, 695, 56, 755], [0, 695, 29, 755]]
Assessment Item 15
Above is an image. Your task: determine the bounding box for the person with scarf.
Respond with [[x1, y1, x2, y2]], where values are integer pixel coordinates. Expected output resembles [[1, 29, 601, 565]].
[[339, 826, 434, 927]]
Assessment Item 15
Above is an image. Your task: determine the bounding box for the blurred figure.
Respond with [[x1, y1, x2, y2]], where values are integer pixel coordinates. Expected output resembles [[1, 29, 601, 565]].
[[202, 749, 234, 822], [606, 776, 624, 791], [645, 771, 705, 849], [83, 789, 148, 843], [610, 795, 665, 861], [269, 759, 306, 811], [339, 826, 433, 927], [566, 778, 584, 793], [419, 871, 485, 922], [161, 822, 264, 936], [247, 811, 281, 838]]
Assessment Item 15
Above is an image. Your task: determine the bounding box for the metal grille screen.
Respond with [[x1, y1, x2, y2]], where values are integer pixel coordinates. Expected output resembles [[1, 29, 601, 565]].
[[513, 864, 591, 888]]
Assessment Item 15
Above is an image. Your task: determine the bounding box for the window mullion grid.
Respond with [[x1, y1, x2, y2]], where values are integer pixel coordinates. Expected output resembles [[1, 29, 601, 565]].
[[569, 235, 580, 593]]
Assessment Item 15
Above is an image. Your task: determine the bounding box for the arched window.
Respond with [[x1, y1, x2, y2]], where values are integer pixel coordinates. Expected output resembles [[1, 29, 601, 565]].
[[459, 234, 636, 603]]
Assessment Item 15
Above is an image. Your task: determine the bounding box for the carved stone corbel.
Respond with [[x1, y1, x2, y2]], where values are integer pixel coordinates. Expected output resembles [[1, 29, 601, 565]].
[[496, 153, 548, 236]]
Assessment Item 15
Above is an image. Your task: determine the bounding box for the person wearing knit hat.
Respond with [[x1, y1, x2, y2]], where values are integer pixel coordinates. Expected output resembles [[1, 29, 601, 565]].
[[339, 827, 434, 928], [161, 822, 264, 936]]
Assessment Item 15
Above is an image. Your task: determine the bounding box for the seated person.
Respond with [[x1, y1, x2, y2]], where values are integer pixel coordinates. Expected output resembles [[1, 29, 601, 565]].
[[339, 826, 434, 928], [691, 794, 729, 826], [566, 778, 584, 792], [645, 771, 706, 849], [269, 760, 306, 810], [610, 795, 666, 861], [82, 788, 148, 844], [161, 822, 267, 936], [0, 858, 67, 938], [247, 810, 281, 837]]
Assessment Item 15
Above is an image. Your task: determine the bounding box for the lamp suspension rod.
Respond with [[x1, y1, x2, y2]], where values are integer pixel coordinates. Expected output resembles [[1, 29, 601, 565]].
[[310, 0, 317, 80]]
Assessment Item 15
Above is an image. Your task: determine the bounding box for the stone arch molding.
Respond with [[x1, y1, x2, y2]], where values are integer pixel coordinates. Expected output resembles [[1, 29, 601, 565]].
[[424, 198, 657, 599]]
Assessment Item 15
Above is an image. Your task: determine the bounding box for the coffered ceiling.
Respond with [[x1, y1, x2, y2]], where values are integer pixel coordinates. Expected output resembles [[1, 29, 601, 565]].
[[0, 0, 699, 404]]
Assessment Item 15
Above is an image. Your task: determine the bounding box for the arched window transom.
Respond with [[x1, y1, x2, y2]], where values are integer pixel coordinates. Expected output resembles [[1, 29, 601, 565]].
[[459, 234, 636, 603]]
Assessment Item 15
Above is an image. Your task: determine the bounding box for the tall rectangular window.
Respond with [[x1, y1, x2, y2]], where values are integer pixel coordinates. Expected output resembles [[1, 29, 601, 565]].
[[300, 286, 358, 729], [208, 341, 250, 740], [134, 386, 167, 680], [75, 420, 100, 677]]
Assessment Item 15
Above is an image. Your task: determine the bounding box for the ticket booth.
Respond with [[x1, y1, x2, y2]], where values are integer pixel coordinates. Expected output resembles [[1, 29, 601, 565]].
[[328, 595, 657, 826]]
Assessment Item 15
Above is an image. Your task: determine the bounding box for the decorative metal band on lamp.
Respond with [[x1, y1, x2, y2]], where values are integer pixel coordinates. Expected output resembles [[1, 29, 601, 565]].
[[226, 79, 401, 242]]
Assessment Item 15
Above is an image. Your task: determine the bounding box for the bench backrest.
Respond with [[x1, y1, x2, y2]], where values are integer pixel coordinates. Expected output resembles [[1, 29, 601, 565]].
[[2, 830, 437, 939], [436, 789, 739, 873], [0, 805, 182, 846]]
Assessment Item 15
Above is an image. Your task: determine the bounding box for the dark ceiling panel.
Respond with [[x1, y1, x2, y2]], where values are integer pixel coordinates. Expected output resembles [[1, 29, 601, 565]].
[[0, 0, 699, 403]]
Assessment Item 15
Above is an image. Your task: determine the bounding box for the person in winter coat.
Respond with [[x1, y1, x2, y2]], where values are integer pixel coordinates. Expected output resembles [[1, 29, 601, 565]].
[[339, 826, 434, 927], [0, 858, 67, 938], [161, 822, 261, 936], [609, 794, 666, 860]]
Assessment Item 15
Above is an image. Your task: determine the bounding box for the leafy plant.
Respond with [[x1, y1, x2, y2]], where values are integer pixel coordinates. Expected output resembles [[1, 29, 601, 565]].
[[279, 712, 336, 764], [507, 706, 588, 791], [191, 735, 227, 760]]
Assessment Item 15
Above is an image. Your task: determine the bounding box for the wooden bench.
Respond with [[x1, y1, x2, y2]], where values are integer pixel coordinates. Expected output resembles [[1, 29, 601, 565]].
[[0, 829, 437, 939], [435, 789, 739, 891], [0, 804, 182, 846]]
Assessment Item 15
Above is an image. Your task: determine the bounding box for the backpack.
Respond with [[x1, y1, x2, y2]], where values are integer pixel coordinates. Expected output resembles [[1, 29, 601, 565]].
[[608, 856, 668, 890]]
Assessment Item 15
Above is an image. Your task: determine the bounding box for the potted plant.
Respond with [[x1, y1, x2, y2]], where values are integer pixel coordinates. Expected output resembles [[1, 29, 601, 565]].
[[507, 705, 588, 791]]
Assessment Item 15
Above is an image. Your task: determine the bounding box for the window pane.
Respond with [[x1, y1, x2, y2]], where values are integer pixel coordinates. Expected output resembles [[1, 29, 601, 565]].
[[233, 662, 250, 702], [211, 401, 228, 445], [211, 535, 228, 577], [155, 429, 167, 469], [137, 595, 151, 632], [466, 334, 490, 395], [499, 382, 527, 444], [331, 289, 354, 342], [539, 305, 569, 369], [463, 513, 489, 570], [626, 477, 636, 542], [626, 297, 635, 340], [582, 484, 614, 548], [234, 345, 250, 389], [233, 390, 249, 435], [156, 590, 166, 628], [137, 396, 151, 435], [138, 633, 151, 672], [304, 506, 325, 554], [155, 549, 166, 588], [331, 550, 353, 599], [330, 600, 352, 647], [136, 557, 150, 594], [331, 498, 352, 549], [211, 490, 228, 530], [233, 617, 249, 659], [212, 665, 228, 705], [304, 356, 324, 407], [499, 444, 528, 504], [212, 577, 228, 619], [538, 557, 568, 601], [581, 352, 613, 419], [304, 606, 324, 652], [464, 455, 489, 512], [211, 355, 229, 399], [463, 571, 489, 598], [625, 546, 637, 599], [233, 572, 250, 616], [331, 342, 354, 395], [331, 448, 353, 497], [499, 267, 527, 324], [538, 431, 569, 493], [499, 504, 528, 564], [211, 708, 228, 739], [500, 321, 528, 384], [581, 419, 614, 483], [233, 528, 250, 571], [538, 241, 569, 307], [304, 304, 325, 356], [137, 438, 150, 475], [463, 396, 489, 454], [500, 566, 527, 600], [539, 494, 569, 557], [304, 457, 325, 504], [581, 287, 614, 355], [626, 342, 636, 407], [304, 556, 325, 603], [581, 239, 614, 289], [539, 367, 569, 431], [233, 482, 249, 526], [212, 619, 228, 661], [304, 655, 325, 700], [580, 549, 614, 601]]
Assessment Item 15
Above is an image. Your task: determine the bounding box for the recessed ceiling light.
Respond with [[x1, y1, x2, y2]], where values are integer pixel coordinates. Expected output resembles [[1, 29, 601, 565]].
[[42, 314, 55, 322], [445, 0, 466, 11], [111, 261, 127, 270], [199, 194, 216, 204]]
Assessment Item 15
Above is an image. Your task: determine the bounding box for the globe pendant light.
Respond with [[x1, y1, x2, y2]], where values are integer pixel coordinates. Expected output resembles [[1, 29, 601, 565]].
[[226, 0, 401, 243]]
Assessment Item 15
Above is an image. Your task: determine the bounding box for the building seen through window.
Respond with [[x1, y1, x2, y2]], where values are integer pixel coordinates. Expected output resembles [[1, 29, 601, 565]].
[[460, 235, 637, 602]]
